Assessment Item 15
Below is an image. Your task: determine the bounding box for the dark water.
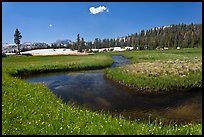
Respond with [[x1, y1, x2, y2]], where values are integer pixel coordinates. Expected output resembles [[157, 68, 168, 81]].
[[25, 55, 202, 124]]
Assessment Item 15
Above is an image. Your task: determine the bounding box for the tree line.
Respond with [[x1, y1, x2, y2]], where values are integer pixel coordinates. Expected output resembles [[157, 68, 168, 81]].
[[70, 23, 202, 52], [13, 23, 202, 54]]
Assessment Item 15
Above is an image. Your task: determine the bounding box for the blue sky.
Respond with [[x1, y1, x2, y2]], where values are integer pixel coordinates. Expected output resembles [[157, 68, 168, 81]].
[[2, 2, 202, 44]]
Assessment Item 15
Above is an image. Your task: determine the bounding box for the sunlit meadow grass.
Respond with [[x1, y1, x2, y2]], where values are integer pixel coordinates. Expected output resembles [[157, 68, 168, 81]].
[[105, 48, 202, 93], [3, 55, 113, 77], [2, 52, 202, 135]]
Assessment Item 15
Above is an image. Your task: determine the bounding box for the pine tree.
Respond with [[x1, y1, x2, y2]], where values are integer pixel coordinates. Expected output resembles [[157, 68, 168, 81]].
[[76, 34, 82, 52], [14, 28, 22, 55], [81, 37, 85, 52]]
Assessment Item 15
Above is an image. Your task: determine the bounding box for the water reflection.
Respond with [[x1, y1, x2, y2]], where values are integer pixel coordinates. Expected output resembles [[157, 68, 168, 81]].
[[26, 55, 202, 124]]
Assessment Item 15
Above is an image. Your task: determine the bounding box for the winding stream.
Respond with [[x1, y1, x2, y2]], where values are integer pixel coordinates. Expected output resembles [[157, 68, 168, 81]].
[[25, 55, 202, 124]]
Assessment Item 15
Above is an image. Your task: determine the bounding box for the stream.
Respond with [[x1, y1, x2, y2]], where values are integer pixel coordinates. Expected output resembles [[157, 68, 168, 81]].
[[25, 55, 202, 124]]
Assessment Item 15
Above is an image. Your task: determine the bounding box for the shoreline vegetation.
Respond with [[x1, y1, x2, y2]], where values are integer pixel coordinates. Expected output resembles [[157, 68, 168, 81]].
[[2, 48, 202, 135], [4, 55, 113, 77], [104, 48, 202, 94]]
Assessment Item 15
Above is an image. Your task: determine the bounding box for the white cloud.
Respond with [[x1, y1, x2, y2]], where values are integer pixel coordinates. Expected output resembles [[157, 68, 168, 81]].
[[49, 24, 52, 27], [89, 6, 109, 15]]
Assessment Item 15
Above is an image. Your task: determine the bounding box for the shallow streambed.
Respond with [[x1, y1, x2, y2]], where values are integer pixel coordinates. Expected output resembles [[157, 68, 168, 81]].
[[25, 55, 202, 124]]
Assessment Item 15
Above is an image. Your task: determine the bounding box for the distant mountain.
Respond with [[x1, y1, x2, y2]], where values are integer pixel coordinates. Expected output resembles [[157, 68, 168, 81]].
[[52, 39, 73, 45], [151, 25, 172, 31], [2, 43, 15, 47], [22, 42, 33, 45]]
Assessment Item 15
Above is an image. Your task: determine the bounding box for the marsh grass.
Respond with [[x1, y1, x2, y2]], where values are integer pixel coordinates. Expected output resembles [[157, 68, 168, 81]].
[[123, 58, 201, 77], [105, 48, 202, 94], [2, 52, 202, 135]]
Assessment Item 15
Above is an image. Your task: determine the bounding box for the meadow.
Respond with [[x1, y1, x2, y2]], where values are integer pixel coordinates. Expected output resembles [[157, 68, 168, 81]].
[[105, 48, 202, 94], [2, 49, 202, 135]]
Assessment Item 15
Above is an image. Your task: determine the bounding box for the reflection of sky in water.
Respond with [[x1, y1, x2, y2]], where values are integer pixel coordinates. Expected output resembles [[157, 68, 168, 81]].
[[25, 56, 202, 123], [111, 55, 131, 68], [26, 56, 136, 111]]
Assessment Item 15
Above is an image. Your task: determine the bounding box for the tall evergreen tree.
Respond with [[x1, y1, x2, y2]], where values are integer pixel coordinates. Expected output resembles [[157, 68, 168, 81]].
[[14, 28, 22, 55], [76, 34, 82, 52], [81, 37, 85, 52]]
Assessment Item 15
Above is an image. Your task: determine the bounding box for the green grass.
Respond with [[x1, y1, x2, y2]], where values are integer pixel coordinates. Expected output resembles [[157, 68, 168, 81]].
[[122, 48, 202, 63], [2, 53, 202, 135], [3, 55, 113, 77], [104, 48, 202, 94]]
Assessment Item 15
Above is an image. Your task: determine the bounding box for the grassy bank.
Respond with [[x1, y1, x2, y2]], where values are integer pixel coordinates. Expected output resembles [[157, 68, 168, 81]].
[[3, 55, 113, 77], [2, 53, 202, 135], [105, 48, 202, 94]]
